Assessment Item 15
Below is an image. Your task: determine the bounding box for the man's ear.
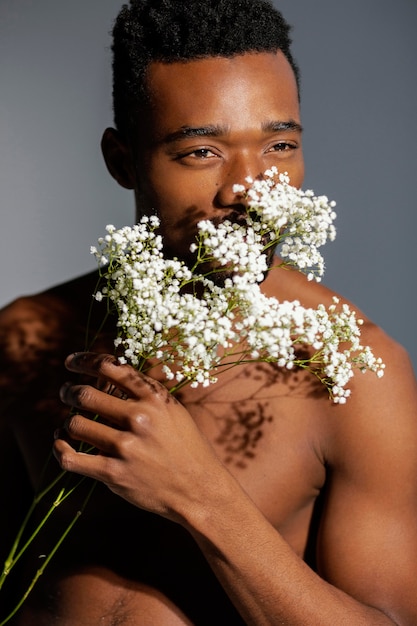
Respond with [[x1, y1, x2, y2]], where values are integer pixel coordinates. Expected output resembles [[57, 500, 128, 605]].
[[101, 128, 135, 190]]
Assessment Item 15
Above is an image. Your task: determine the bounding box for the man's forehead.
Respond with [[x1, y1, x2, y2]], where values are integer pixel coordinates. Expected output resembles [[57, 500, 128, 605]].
[[146, 50, 297, 90], [140, 52, 300, 135]]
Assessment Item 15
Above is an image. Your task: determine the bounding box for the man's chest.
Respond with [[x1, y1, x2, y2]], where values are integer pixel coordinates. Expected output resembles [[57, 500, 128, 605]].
[[178, 361, 328, 553]]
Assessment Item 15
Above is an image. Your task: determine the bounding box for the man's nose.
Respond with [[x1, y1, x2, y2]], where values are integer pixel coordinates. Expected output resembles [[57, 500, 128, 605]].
[[214, 154, 263, 209]]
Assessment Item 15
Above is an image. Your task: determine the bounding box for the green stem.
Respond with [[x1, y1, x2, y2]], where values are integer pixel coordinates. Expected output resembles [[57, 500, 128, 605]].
[[10, 477, 86, 570], [0, 468, 70, 589], [84, 272, 111, 351], [0, 480, 96, 626], [0, 472, 88, 592]]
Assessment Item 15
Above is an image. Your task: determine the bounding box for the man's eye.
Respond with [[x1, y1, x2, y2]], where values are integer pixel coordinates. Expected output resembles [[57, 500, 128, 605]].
[[188, 148, 216, 159], [174, 147, 219, 165], [270, 142, 295, 152]]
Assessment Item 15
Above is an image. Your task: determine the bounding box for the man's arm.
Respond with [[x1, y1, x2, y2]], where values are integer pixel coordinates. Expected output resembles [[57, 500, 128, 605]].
[[187, 332, 417, 626], [53, 342, 417, 625], [315, 327, 417, 623]]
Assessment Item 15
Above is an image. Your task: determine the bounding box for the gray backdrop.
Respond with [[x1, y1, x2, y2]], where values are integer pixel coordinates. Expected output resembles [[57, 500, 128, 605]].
[[1, 0, 416, 370]]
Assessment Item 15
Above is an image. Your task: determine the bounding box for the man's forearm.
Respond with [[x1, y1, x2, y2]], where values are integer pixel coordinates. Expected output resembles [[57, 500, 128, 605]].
[[186, 477, 396, 626]]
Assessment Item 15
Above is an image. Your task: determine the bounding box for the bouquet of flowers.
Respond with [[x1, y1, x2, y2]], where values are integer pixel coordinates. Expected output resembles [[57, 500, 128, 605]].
[[91, 168, 384, 403]]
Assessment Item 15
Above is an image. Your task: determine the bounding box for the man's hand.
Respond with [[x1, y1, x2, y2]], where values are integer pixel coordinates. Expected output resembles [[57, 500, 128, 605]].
[[53, 352, 226, 525]]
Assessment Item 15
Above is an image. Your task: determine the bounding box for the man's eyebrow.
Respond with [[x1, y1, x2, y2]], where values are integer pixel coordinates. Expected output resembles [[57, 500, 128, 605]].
[[162, 125, 228, 144], [262, 119, 303, 133], [162, 120, 303, 145]]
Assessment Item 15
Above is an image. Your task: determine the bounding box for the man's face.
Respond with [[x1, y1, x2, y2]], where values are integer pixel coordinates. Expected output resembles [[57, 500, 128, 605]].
[[123, 51, 304, 261]]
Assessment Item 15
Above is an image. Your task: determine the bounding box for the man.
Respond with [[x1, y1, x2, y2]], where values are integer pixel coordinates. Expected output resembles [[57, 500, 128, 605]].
[[1, 0, 417, 624]]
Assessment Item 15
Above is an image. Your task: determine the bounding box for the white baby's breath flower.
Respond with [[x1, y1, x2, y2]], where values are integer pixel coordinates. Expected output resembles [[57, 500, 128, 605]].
[[91, 170, 384, 400]]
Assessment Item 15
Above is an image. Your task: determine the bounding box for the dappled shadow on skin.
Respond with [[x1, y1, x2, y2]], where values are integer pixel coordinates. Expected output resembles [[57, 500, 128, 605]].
[[0, 302, 68, 391], [181, 360, 325, 469], [216, 396, 273, 469], [0, 283, 119, 423], [0, 272, 117, 393]]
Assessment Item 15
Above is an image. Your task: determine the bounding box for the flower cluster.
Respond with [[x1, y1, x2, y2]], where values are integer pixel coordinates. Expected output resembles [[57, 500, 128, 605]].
[[91, 169, 384, 402], [234, 167, 337, 280]]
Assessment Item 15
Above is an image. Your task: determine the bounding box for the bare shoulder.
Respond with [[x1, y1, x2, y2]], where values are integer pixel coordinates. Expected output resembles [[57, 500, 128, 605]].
[[327, 321, 417, 465], [0, 292, 68, 359], [262, 263, 417, 466], [0, 271, 101, 402]]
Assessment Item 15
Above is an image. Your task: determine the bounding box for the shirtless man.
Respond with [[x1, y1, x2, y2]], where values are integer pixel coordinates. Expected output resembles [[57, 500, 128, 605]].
[[1, 1, 417, 624]]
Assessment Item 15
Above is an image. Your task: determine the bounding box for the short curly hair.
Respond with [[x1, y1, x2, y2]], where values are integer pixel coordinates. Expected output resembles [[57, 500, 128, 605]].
[[111, 0, 299, 137]]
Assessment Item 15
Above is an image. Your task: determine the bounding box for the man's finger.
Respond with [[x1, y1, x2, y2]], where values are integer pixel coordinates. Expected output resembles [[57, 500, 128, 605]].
[[60, 382, 134, 428], [53, 437, 117, 482], [61, 413, 124, 453], [64, 352, 163, 398]]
